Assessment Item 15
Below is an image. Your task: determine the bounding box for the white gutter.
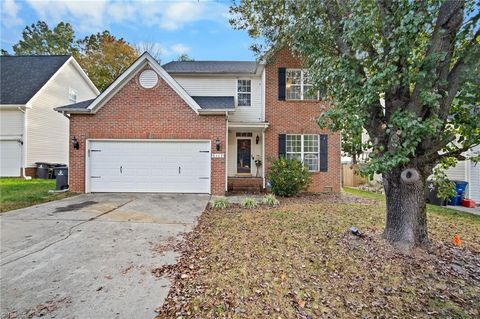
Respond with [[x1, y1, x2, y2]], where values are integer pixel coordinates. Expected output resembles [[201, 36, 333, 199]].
[[262, 129, 266, 189], [18, 107, 31, 180], [225, 117, 229, 192]]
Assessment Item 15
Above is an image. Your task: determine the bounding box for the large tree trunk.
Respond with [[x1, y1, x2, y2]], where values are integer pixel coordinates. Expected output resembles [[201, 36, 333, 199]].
[[383, 166, 429, 248]]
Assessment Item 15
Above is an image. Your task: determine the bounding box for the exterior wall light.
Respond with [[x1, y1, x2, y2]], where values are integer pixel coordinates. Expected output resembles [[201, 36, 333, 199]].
[[256, 135, 259, 144], [71, 136, 80, 150], [215, 137, 221, 151]]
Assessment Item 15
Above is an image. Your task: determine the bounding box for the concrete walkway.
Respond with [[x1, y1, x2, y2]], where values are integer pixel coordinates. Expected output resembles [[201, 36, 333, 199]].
[[0, 193, 209, 319], [446, 205, 480, 216]]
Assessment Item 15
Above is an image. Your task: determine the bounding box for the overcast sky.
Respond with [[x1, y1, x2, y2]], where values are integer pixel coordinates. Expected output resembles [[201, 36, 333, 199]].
[[0, 0, 256, 62]]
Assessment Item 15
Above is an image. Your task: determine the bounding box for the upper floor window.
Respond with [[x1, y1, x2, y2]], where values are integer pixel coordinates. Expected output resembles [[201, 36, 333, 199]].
[[286, 69, 318, 101], [68, 88, 77, 103], [286, 134, 319, 171], [237, 79, 251, 106]]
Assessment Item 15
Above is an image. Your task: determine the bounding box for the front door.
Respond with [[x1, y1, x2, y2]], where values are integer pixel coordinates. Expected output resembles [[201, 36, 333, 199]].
[[237, 139, 251, 174]]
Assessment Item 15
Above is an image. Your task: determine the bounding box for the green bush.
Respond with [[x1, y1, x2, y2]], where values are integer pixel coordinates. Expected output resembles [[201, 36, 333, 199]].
[[262, 194, 280, 206], [211, 198, 230, 209], [268, 157, 312, 197], [242, 197, 258, 209]]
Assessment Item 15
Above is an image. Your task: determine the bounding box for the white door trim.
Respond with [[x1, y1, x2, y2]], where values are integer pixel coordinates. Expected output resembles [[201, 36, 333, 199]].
[[235, 136, 254, 175]]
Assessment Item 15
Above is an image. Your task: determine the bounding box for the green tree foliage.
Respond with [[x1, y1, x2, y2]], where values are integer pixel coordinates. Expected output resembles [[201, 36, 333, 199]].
[[177, 53, 195, 61], [10, 21, 139, 92], [231, 0, 479, 247], [13, 21, 77, 55], [268, 158, 312, 197], [76, 31, 138, 92]]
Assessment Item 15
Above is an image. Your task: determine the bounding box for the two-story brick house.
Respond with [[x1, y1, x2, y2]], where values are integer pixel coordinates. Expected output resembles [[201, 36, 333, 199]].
[[56, 48, 341, 195]]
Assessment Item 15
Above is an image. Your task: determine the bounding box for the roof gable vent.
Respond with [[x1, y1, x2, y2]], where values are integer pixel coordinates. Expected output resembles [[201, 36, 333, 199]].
[[139, 69, 158, 89]]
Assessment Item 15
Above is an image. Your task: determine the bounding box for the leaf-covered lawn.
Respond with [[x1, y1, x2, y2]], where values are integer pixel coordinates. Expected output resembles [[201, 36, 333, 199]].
[[0, 178, 75, 212], [156, 192, 480, 318]]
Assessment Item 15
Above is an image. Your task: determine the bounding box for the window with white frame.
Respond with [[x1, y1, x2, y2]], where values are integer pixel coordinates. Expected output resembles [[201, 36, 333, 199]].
[[286, 69, 318, 100], [286, 134, 319, 171], [68, 88, 77, 103], [237, 79, 251, 106]]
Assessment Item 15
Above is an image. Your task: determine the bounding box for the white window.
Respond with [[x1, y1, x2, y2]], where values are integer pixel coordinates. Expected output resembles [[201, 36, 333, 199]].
[[286, 134, 319, 171], [68, 88, 77, 103], [237, 79, 251, 106], [286, 69, 318, 101]]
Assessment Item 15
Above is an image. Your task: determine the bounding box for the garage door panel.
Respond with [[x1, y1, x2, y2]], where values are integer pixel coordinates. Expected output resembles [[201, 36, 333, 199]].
[[0, 141, 22, 177], [88, 140, 211, 193]]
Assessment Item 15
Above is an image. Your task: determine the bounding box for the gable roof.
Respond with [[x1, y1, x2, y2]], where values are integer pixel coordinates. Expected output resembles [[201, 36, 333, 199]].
[[0, 55, 71, 105], [56, 52, 203, 115], [192, 96, 235, 109], [162, 61, 259, 74]]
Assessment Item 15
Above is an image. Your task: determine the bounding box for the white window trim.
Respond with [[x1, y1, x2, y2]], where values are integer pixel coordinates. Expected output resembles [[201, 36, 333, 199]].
[[286, 134, 320, 172], [236, 79, 252, 107], [286, 69, 319, 101]]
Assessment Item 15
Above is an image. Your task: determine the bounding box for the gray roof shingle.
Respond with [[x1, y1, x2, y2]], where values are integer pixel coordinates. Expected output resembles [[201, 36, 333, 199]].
[[55, 98, 95, 112], [192, 96, 235, 109], [0, 55, 71, 104], [56, 96, 235, 113], [162, 61, 258, 74]]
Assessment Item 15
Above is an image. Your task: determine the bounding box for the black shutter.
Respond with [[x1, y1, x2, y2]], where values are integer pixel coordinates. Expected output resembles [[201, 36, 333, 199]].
[[320, 134, 328, 172], [278, 68, 286, 101], [278, 134, 286, 158]]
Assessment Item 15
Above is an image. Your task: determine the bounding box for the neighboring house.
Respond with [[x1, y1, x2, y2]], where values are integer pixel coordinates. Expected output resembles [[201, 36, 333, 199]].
[[444, 145, 480, 202], [56, 48, 341, 195], [0, 55, 99, 177], [342, 127, 479, 203]]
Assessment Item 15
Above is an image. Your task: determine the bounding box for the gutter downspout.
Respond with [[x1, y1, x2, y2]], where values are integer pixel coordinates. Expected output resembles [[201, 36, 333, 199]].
[[225, 112, 229, 193], [17, 107, 31, 180]]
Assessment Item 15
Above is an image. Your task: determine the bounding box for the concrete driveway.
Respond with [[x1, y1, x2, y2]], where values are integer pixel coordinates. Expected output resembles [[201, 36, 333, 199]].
[[0, 193, 209, 319]]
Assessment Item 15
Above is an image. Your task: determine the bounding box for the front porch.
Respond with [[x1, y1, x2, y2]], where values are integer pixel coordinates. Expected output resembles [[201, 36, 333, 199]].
[[226, 122, 268, 193]]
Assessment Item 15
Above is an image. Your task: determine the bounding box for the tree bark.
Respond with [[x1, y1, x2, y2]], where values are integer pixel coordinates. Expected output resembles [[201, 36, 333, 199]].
[[383, 167, 429, 249]]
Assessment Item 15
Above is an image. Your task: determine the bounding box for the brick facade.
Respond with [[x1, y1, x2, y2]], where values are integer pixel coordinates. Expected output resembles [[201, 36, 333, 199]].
[[68, 67, 227, 194], [68, 49, 341, 195], [264, 48, 342, 193]]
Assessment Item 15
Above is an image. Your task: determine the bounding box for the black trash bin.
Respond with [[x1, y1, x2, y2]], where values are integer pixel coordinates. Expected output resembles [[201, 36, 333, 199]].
[[35, 162, 50, 179], [51, 163, 67, 179], [53, 166, 68, 190], [426, 181, 447, 206]]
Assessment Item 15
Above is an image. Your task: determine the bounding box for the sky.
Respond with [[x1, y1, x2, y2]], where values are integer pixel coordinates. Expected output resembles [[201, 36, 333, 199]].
[[0, 0, 257, 63]]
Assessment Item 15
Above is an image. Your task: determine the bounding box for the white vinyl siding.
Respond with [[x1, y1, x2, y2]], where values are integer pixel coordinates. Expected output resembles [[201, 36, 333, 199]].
[[0, 109, 24, 138], [444, 144, 480, 202], [445, 161, 466, 181], [172, 76, 263, 122], [470, 160, 480, 202], [26, 60, 97, 167]]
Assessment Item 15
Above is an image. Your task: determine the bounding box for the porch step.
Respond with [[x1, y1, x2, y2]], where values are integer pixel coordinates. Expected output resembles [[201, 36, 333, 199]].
[[228, 177, 263, 193]]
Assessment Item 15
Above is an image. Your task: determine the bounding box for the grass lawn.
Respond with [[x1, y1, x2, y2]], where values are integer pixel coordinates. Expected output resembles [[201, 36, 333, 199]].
[[156, 190, 480, 318], [0, 178, 76, 212]]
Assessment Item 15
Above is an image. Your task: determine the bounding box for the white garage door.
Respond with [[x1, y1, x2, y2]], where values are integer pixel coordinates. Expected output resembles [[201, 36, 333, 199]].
[[88, 140, 211, 193], [0, 140, 22, 177]]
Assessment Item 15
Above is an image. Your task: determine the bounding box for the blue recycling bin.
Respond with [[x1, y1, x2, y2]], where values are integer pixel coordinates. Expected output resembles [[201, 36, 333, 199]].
[[448, 195, 462, 206], [448, 181, 468, 206], [454, 181, 468, 197]]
